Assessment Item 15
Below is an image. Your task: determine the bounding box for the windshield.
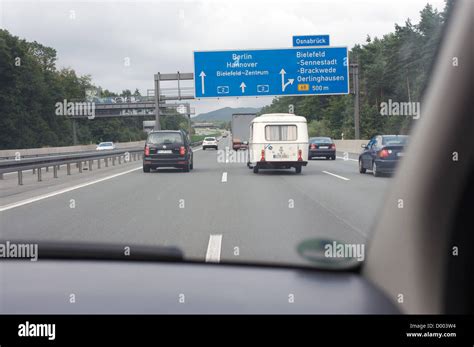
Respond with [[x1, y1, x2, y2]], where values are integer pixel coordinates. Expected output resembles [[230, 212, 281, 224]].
[[0, 0, 448, 272]]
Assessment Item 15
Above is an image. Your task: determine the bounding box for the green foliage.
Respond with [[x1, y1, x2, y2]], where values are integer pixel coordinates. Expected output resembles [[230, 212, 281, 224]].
[[0, 3, 448, 148], [0, 29, 147, 149], [160, 113, 190, 132], [260, 3, 446, 139]]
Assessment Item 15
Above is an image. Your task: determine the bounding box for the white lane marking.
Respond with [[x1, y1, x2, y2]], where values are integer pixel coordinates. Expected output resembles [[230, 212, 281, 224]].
[[221, 172, 227, 182], [322, 170, 350, 181], [0, 166, 141, 212], [193, 147, 203, 152], [205, 234, 222, 263], [336, 156, 358, 162]]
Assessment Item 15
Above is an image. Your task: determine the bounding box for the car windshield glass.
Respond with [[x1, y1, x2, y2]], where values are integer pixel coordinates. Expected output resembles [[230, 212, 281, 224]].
[[148, 133, 182, 144], [0, 0, 448, 273]]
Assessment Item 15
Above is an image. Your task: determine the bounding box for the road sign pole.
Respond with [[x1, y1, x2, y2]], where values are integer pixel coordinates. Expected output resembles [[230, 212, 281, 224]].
[[351, 63, 360, 139], [72, 118, 78, 145], [187, 104, 192, 139], [177, 71, 181, 100], [154, 73, 161, 130]]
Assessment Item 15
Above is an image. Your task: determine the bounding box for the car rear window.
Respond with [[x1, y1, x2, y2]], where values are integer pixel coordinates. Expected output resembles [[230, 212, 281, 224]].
[[147, 132, 182, 145], [265, 125, 297, 141], [204, 137, 215, 141], [382, 136, 408, 145]]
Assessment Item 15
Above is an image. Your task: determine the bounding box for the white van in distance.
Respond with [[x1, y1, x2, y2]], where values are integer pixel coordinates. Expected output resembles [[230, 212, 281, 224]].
[[247, 113, 309, 174]]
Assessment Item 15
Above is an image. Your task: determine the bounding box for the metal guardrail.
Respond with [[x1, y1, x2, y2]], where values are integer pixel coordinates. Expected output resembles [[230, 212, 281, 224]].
[[0, 147, 142, 161], [0, 148, 143, 185], [0, 142, 204, 185]]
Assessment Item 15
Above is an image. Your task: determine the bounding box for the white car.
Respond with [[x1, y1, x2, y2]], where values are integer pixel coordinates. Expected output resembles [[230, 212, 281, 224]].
[[202, 137, 218, 150], [96, 142, 116, 151]]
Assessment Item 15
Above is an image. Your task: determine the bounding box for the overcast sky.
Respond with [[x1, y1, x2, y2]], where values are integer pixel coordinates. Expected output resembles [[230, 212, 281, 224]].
[[1, 0, 446, 115]]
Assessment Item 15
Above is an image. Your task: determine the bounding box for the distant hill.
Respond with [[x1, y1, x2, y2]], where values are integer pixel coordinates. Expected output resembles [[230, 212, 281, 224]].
[[192, 107, 261, 122]]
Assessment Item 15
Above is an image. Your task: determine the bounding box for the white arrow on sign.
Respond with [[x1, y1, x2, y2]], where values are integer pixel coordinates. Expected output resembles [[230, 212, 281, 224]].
[[240, 82, 247, 93], [199, 71, 206, 94], [279, 68, 294, 92]]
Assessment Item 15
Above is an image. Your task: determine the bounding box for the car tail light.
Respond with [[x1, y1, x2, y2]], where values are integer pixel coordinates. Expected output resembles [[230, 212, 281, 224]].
[[330, 144, 336, 150], [379, 149, 390, 158], [179, 146, 186, 156], [260, 149, 265, 161], [310, 144, 317, 149], [298, 149, 303, 161], [144, 146, 150, 156]]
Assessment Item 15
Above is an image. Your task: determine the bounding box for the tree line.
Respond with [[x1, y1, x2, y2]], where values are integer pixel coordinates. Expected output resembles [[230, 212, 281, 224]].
[[260, 2, 452, 139], [0, 2, 452, 149], [0, 30, 189, 149]]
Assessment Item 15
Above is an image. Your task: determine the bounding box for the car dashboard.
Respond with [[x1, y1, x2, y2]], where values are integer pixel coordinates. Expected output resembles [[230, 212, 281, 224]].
[[0, 260, 399, 314]]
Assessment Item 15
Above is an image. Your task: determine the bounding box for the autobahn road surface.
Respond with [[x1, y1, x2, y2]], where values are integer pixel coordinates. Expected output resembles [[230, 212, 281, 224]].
[[0, 137, 390, 266]]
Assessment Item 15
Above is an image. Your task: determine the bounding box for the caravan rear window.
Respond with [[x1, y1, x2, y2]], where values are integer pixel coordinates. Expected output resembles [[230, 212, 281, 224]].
[[265, 125, 297, 141]]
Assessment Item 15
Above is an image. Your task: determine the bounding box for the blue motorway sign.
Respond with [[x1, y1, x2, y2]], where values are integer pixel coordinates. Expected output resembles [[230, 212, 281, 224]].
[[193, 47, 348, 98], [293, 35, 330, 47]]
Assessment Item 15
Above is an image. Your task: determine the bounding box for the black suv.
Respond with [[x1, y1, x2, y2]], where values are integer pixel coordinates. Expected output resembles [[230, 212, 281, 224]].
[[143, 130, 194, 172]]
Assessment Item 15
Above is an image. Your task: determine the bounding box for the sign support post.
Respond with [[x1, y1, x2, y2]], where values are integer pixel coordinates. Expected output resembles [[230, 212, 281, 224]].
[[350, 63, 360, 139], [154, 73, 161, 130]]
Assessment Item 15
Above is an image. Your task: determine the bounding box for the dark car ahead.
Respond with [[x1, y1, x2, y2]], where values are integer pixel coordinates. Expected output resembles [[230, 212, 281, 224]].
[[359, 135, 408, 177], [143, 130, 194, 172], [308, 137, 336, 160]]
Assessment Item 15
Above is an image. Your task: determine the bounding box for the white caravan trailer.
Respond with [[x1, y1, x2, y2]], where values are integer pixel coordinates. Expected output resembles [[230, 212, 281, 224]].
[[247, 113, 309, 174]]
